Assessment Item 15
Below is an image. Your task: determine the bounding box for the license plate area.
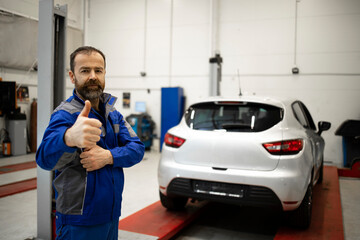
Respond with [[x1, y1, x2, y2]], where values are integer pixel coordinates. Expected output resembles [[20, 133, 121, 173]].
[[193, 180, 244, 198]]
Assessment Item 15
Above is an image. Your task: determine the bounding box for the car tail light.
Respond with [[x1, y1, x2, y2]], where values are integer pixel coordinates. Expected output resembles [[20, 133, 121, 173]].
[[263, 139, 303, 155], [164, 133, 186, 148]]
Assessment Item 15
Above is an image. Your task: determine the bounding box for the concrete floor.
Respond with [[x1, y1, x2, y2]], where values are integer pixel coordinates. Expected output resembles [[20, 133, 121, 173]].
[[339, 177, 360, 240], [0, 143, 359, 240], [0, 150, 160, 240]]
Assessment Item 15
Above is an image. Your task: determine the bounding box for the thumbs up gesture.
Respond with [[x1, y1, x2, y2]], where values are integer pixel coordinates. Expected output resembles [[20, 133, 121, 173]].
[[64, 100, 102, 149]]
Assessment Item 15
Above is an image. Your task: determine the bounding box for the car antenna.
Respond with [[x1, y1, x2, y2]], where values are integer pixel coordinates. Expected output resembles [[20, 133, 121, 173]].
[[237, 69, 242, 96]]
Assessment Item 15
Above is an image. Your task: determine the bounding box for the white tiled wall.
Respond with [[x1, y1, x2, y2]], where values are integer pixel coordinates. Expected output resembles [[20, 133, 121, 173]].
[[1, 0, 359, 166]]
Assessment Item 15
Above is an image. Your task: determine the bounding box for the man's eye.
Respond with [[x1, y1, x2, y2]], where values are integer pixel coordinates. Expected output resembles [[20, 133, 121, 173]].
[[81, 69, 89, 73], [96, 69, 103, 73]]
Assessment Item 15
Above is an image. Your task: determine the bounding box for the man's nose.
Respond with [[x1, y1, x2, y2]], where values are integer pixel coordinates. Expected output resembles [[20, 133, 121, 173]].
[[89, 69, 97, 79]]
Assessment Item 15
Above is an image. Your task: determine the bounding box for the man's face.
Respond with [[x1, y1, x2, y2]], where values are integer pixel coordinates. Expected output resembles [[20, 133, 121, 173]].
[[69, 52, 106, 100]]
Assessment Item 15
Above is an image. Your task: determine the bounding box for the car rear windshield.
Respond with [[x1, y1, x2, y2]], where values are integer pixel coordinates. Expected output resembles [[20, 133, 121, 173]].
[[185, 101, 283, 132]]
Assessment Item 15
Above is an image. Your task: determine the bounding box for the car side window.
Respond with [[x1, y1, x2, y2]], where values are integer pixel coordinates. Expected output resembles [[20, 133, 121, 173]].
[[299, 102, 316, 131], [292, 102, 309, 128]]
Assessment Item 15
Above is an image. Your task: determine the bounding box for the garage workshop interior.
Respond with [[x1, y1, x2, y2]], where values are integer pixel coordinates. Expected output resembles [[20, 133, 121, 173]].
[[0, 0, 359, 240]]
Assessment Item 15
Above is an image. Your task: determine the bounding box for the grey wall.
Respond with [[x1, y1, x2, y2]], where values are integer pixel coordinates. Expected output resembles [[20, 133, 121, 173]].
[[0, 0, 84, 136]]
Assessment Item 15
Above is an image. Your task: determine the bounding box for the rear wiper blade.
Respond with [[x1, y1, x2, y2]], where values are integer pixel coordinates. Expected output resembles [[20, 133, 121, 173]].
[[221, 123, 252, 130]]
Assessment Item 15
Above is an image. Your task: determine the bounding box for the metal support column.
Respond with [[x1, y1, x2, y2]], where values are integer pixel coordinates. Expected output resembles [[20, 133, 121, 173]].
[[37, 1, 67, 239], [209, 53, 223, 96], [209, 0, 222, 97]]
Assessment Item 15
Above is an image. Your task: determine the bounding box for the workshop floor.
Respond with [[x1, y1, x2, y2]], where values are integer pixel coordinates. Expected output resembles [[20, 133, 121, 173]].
[[0, 141, 359, 240], [0, 148, 160, 240]]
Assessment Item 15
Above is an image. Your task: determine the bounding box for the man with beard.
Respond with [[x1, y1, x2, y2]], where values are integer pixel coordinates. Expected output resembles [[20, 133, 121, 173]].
[[36, 46, 145, 240]]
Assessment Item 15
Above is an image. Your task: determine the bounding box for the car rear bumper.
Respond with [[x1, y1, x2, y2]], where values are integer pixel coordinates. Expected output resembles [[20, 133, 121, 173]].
[[167, 177, 282, 209], [158, 151, 311, 211]]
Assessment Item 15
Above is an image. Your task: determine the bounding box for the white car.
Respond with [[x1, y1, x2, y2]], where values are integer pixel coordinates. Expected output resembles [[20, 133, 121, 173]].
[[158, 96, 331, 228]]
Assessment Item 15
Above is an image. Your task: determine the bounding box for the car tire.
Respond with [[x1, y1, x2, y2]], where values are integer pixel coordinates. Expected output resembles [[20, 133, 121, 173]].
[[289, 184, 313, 229], [159, 191, 188, 210], [318, 158, 324, 184]]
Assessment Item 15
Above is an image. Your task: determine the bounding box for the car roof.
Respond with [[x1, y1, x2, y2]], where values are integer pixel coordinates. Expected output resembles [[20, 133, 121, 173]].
[[190, 95, 297, 109]]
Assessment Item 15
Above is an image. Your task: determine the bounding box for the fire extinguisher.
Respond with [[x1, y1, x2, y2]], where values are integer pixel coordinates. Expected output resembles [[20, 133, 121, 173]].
[[2, 130, 11, 156]]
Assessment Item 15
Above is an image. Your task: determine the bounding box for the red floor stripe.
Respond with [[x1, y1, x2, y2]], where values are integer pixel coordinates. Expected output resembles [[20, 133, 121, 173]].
[[275, 166, 344, 240], [118, 201, 207, 240], [0, 178, 37, 198], [338, 161, 360, 178], [0, 161, 37, 174]]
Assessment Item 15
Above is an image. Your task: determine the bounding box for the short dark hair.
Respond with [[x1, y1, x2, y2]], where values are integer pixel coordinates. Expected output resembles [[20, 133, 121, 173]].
[[70, 46, 106, 72]]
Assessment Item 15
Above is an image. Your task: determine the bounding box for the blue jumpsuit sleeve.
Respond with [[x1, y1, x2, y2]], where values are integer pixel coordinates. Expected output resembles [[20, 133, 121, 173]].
[[109, 113, 145, 168], [36, 111, 77, 171]]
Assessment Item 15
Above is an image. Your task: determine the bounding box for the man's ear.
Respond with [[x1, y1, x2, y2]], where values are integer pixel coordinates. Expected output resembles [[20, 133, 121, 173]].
[[69, 71, 75, 84]]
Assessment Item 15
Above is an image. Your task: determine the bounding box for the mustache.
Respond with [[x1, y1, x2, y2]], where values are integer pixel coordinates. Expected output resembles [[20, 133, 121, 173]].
[[84, 79, 103, 89]]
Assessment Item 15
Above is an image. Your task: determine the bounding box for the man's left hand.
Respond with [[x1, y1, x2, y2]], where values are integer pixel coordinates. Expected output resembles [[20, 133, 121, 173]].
[[80, 145, 114, 171]]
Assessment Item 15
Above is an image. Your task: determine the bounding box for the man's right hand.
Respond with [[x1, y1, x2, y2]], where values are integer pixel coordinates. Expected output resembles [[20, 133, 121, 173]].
[[64, 100, 102, 149]]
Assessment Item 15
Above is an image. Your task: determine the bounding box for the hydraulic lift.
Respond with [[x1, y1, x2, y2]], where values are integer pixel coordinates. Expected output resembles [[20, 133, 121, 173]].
[[118, 166, 358, 240], [37, 0, 67, 239]]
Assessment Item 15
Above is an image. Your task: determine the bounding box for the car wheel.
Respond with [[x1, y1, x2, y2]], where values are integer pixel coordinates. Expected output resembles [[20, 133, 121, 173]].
[[159, 191, 188, 210], [318, 158, 324, 184], [289, 184, 312, 229]]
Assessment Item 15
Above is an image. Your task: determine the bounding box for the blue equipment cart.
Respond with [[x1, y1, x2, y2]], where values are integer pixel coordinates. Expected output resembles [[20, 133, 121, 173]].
[[126, 113, 155, 150]]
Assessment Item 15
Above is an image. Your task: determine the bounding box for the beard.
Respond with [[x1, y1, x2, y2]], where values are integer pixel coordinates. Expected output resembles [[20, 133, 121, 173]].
[[74, 77, 104, 100]]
